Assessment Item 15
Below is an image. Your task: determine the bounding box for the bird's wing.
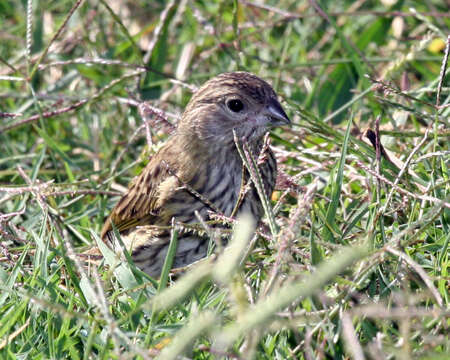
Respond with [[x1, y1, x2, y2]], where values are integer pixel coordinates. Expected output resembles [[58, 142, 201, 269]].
[[100, 148, 181, 240]]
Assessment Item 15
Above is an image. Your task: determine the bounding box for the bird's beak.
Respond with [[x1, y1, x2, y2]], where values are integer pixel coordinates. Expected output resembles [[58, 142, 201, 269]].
[[266, 98, 291, 126]]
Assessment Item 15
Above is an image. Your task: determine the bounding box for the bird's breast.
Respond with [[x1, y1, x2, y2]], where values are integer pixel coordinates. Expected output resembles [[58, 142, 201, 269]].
[[169, 145, 276, 226], [193, 152, 242, 217]]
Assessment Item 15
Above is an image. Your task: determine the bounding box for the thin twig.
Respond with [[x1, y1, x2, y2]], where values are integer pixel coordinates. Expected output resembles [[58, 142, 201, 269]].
[[1, 69, 147, 133], [25, 0, 32, 65], [0, 319, 31, 351], [44, 189, 122, 197], [381, 126, 432, 213], [233, 131, 278, 236], [241, 2, 450, 19], [0, 100, 87, 133], [16, 166, 48, 212], [0, 181, 54, 195], [263, 182, 317, 296], [341, 312, 365, 360], [368, 75, 437, 109], [436, 35, 450, 108], [138, 0, 177, 88], [29, 0, 85, 80], [385, 246, 443, 307], [0, 207, 25, 221], [374, 116, 382, 206], [354, 160, 449, 209]]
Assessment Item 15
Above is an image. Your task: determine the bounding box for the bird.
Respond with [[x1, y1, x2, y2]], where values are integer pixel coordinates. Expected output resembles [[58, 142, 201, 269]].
[[101, 71, 290, 277]]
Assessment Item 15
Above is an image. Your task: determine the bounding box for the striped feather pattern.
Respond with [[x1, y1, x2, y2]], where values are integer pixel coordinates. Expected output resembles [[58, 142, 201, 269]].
[[101, 72, 288, 278]]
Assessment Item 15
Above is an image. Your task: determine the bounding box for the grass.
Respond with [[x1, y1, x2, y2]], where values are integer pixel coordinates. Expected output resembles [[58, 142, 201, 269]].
[[0, 0, 449, 359]]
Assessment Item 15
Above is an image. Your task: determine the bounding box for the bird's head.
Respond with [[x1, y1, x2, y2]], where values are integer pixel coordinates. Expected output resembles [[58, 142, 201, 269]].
[[179, 72, 290, 146]]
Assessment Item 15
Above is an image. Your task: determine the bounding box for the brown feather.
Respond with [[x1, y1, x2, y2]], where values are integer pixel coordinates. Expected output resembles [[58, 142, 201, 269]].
[[101, 72, 290, 277]]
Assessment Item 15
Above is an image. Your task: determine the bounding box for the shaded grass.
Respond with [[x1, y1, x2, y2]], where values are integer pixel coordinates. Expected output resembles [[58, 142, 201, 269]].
[[0, 0, 449, 359]]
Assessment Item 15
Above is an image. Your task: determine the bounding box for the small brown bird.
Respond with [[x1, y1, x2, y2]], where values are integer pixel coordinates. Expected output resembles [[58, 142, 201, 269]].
[[101, 72, 290, 277]]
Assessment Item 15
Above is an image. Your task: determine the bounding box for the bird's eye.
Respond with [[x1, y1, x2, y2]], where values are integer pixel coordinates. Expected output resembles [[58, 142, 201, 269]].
[[226, 99, 244, 113]]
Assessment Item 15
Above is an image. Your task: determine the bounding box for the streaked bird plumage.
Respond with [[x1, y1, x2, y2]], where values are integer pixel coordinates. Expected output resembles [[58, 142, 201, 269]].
[[101, 72, 290, 277]]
